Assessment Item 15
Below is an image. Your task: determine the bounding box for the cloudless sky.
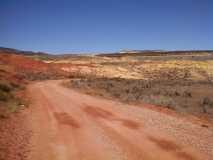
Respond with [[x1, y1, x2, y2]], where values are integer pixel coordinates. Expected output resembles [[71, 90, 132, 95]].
[[0, 0, 212, 54]]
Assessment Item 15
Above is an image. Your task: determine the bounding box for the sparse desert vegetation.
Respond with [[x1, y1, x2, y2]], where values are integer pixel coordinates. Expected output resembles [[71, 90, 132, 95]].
[[2, 49, 213, 118], [64, 53, 213, 119], [0, 80, 26, 117]]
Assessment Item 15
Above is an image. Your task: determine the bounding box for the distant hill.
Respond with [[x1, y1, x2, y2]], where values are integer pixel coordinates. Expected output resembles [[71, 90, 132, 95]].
[[1, 47, 213, 58], [96, 50, 213, 57], [119, 49, 166, 53], [0, 47, 49, 56], [0, 47, 86, 59]]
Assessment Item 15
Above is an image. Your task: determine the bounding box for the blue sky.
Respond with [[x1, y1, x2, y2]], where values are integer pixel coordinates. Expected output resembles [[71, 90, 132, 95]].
[[0, 0, 212, 54]]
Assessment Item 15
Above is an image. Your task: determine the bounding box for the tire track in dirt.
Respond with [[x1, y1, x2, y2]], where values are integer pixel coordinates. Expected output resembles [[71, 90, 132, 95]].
[[31, 83, 127, 160], [81, 105, 201, 160]]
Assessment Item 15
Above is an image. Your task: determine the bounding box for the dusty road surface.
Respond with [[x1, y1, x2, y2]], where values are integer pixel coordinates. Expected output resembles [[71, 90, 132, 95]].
[[27, 80, 213, 160]]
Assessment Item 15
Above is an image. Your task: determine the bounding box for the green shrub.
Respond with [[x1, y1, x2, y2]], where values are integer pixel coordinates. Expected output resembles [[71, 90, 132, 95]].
[[201, 97, 213, 113], [202, 97, 213, 106], [0, 90, 10, 101], [0, 82, 12, 92], [10, 82, 20, 89]]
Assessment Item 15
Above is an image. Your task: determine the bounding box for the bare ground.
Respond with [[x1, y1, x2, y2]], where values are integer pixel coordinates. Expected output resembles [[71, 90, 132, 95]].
[[0, 107, 32, 160], [27, 80, 213, 160]]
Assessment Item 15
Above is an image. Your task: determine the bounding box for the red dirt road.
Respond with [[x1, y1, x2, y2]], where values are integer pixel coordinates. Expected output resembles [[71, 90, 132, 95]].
[[27, 80, 212, 160]]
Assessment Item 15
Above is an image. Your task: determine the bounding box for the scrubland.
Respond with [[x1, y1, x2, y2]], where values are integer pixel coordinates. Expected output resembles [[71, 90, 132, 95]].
[[1, 52, 213, 118], [62, 53, 213, 119]]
